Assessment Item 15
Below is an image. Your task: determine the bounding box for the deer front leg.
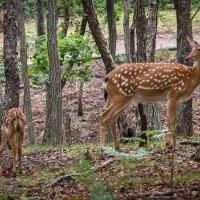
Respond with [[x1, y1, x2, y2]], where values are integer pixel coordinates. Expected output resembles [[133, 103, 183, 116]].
[[166, 98, 178, 149], [110, 120, 120, 151]]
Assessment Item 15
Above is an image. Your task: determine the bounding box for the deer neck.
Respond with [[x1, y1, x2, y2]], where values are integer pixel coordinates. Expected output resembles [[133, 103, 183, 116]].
[[193, 61, 200, 84]]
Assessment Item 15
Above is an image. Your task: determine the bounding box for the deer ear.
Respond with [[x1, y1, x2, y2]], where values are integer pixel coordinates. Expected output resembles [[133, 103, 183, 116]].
[[187, 36, 199, 47]]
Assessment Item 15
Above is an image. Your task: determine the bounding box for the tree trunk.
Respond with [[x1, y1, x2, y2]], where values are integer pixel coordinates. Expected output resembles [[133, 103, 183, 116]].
[[145, 0, 161, 131], [106, 0, 117, 59], [36, 0, 45, 37], [1, 0, 19, 145], [78, 78, 84, 116], [18, 0, 35, 145], [135, 0, 148, 131], [174, 0, 193, 137], [123, 0, 131, 63], [2, 0, 20, 112], [81, 0, 115, 74], [146, 0, 158, 62], [80, 15, 88, 36], [135, 0, 147, 62], [130, 1, 136, 63], [43, 0, 62, 146], [60, 2, 70, 37]]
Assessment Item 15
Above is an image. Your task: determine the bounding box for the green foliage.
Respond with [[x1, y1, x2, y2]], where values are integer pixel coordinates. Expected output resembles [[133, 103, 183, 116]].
[[155, 48, 170, 61], [103, 147, 150, 160], [20, 194, 36, 200], [139, 130, 166, 147], [120, 137, 142, 145], [159, 0, 172, 10], [76, 154, 113, 200], [0, 195, 10, 200], [114, 54, 125, 64], [29, 33, 96, 85]]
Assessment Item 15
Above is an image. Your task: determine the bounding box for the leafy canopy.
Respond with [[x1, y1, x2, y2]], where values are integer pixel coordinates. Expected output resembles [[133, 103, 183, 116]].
[[29, 33, 96, 85]]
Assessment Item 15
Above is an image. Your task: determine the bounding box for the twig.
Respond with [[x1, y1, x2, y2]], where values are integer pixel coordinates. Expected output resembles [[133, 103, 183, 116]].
[[192, 6, 200, 21], [43, 173, 79, 188]]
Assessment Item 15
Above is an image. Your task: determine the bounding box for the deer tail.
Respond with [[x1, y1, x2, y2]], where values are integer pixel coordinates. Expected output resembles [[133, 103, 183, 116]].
[[104, 77, 110, 108]]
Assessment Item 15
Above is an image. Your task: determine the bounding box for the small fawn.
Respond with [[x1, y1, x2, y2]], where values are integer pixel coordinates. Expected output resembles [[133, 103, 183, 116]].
[[100, 37, 200, 151], [0, 107, 25, 176]]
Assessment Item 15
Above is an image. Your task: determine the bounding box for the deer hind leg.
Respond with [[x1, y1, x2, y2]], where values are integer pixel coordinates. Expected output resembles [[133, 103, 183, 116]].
[[8, 137, 17, 177], [166, 98, 178, 149], [18, 134, 23, 174], [100, 99, 131, 150], [0, 129, 7, 154], [18, 146, 22, 174]]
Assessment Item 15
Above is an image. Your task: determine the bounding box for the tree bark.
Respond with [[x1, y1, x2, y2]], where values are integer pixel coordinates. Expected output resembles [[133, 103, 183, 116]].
[[36, 0, 45, 37], [2, 0, 20, 112], [135, 0, 147, 62], [78, 78, 84, 116], [0, 0, 19, 144], [60, 2, 70, 37], [130, 1, 136, 63], [174, 0, 193, 137], [43, 0, 62, 146], [145, 0, 161, 130], [146, 0, 158, 62], [81, 0, 115, 74], [80, 15, 88, 36], [18, 0, 35, 145], [106, 0, 117, 59], [135, 0, 148, 131], [123, 0, 131, 63]]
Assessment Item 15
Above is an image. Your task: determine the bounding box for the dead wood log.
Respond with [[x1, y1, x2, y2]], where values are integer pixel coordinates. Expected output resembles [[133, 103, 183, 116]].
[[43, 173, 79, 188], [93, 157, 117, 170], [180, 140, 200, 146]]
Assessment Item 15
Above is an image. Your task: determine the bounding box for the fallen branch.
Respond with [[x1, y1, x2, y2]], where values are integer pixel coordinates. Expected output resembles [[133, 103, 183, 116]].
[[43, 173, 79, 188], [93, 157, 117, 170], [180, 140, 200, 146]]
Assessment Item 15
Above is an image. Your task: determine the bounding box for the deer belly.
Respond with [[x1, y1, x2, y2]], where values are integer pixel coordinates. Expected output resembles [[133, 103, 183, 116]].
[[133, 94, 167, 104]]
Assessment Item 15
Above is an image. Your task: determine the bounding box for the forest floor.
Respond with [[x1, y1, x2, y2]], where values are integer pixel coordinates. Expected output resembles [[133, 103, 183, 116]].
[[1, 32, 200, 199]]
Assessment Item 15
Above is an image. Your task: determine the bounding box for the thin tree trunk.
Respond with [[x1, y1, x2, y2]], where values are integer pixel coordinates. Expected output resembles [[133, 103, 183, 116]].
[[78, 78, 84, 116], [60, 2, 70, 37], [81, 0, 115, 74], [36, 0, 45, 37], [174, 0, 193, 137], [18, 0, 35, 145], [124, 0, 131, 63], [106, 0, 117, 59], [43, 0, 62, 146], [130, 1, 136, 63], [80, 15, 88, 36]]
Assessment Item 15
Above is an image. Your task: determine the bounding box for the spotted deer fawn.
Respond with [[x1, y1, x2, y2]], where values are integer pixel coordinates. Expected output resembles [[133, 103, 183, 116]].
[[0, 108, 25, 176], [100, 37, 200, 151]]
